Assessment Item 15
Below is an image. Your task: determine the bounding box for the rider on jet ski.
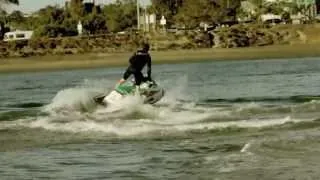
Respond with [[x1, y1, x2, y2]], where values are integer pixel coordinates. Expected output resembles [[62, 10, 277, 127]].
[[118, 42, 152, 86], [93, 43, 164, 106]]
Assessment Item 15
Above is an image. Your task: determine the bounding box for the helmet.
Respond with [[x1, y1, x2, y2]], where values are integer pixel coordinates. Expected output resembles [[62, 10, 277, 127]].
[[142, 43, 150, 51]]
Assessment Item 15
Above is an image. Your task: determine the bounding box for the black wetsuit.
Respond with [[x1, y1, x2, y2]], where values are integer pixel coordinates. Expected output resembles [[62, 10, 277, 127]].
[[123, 49, 152, 85]]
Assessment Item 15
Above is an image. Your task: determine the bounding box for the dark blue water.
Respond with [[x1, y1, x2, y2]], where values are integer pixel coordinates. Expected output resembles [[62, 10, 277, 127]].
[[1, 57, 320, 179]]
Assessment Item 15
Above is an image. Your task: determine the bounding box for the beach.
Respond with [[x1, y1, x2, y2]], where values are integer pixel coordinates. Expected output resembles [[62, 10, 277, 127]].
[[1, 43, 320, 73]]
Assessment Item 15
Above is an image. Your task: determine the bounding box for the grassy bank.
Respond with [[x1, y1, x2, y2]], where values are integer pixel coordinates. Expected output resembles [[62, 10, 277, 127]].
[[1, 44, 320, 74]]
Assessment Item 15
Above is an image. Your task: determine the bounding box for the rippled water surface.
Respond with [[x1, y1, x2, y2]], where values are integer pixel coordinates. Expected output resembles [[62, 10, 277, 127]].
[[1, 57, 320, 179]]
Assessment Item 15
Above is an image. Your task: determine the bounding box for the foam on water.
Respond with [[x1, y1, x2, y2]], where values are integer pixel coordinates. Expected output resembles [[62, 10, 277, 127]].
[[43, 88, 99, 113], [158, 75, 195, 106], [3, 77, 318, 138], [23, 101, 312, 137], [43, 79, 115, 114], [23, 113, 310, 137]]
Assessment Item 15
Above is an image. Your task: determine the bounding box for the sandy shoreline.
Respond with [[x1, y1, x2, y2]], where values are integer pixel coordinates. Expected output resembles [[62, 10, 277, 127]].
[[1, 44, 320, 74]]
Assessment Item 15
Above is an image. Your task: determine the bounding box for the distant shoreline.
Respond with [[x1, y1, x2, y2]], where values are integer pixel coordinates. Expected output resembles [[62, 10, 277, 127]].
[[1, 44, 320, 74]]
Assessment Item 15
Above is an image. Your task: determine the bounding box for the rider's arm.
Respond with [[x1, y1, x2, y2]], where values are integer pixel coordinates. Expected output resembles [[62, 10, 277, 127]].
[[147, 54, 152, 80], [119, 53, 136, 84], [129, 52, 137, 64]]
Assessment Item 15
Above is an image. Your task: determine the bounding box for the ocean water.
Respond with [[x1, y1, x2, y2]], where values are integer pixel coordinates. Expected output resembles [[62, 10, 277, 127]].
[[1, 57, 320, 179]]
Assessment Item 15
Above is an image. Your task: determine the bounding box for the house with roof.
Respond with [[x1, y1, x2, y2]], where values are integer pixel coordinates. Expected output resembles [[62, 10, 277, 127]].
[[240, 0, 318, 24]]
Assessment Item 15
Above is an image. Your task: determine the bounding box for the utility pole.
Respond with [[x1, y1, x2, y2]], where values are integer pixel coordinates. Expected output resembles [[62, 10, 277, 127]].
[[137, 0, 140, 31], [144, 7, 148, 32]]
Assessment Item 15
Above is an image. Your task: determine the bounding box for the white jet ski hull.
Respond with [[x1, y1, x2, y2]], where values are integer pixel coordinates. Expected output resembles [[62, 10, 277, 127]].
[[94, 80, 165, 107]]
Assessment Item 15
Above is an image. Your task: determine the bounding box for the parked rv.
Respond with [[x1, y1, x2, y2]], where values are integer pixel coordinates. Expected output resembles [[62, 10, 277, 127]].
[[3, 30, 33, 42]]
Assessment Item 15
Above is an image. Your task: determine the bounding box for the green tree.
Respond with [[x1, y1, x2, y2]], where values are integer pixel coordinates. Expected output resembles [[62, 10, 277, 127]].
[[151, 0, 183, 16], [28, 5, 77, 37], [0, 0, 19, 22], [103, 3, 119, 32], [151, 0, 183, 26], [174, 0, 218, 28], [103, 0, 137, 32], [245, 0, 264, 21], [0, 9, 7, 22], [246, 0, 292, 21], [8, 10, 24, 22], [6, 10, 26, 29], [219, 0, 242, 21], [69, 0, 84, 19], [36, 6, 60, 25], [61, 16, 78, 36], [175, 0, 241, 28], [83, 13, 108, 34], [0, 0, 19, 8]]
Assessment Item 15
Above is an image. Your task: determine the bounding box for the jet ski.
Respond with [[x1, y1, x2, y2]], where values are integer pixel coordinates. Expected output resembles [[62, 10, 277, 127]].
[[94, 79, 165, 107]]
